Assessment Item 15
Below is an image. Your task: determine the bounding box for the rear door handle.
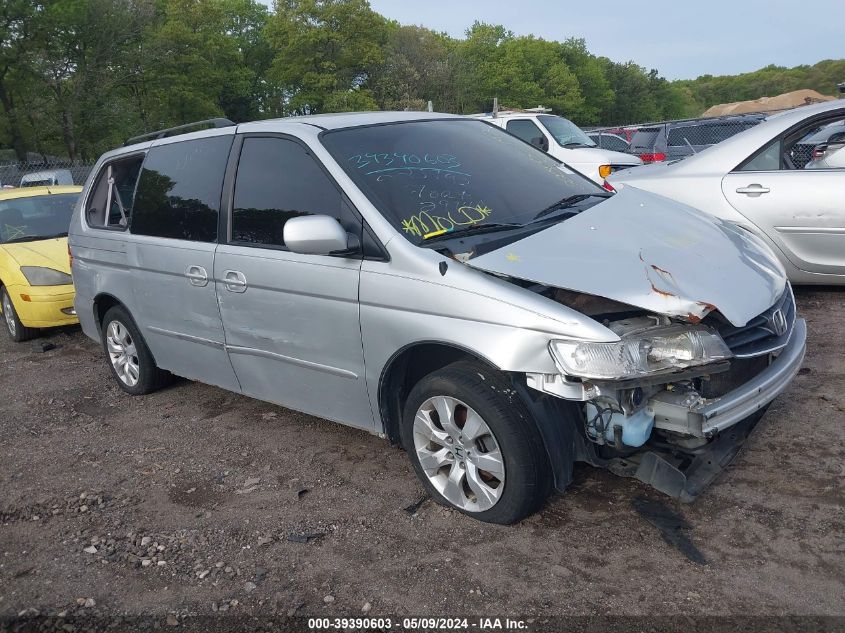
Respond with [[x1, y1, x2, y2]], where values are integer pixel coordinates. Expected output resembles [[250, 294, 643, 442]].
[[223, 269, 247, 293], [185, 265, 209, 287], [735, 184, 770, 196]]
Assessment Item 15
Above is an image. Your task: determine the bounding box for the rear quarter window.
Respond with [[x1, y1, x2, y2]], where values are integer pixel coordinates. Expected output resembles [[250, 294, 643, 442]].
[[130, 136, 233, 242], [86, 155, 144, 229]]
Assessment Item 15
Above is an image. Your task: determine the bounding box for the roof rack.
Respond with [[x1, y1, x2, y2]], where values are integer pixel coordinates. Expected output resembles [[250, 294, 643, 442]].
[[124, 118, 235, 146]]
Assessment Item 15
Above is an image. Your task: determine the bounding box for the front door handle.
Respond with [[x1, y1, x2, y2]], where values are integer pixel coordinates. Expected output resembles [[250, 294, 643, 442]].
[[735, 184, 771, 197], [223, 269, 247, 293], [185, 265, 209, 287]]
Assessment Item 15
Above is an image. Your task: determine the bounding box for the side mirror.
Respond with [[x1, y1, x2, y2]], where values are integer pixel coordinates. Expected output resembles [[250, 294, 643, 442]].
[[531, 136, 550, 152], [284, 215, 356, 256]]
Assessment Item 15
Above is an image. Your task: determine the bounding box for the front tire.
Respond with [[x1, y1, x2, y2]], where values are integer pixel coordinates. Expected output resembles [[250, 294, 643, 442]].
[[101, 305, 172, 395], [401, 361, 552, 524], [1, 286, 37, 342]]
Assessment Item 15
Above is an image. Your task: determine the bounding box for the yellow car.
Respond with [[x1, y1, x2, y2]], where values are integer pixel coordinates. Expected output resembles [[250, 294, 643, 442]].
[[0, 185, 81, 341]]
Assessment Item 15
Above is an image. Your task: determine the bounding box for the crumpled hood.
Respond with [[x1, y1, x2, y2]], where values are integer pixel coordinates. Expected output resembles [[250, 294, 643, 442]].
[[467, 187, 785, 327], [1, 237, 71, 274]]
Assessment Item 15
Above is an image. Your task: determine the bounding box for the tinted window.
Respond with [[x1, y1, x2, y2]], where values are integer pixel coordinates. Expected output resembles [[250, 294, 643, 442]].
[[506, 119, 544, 144], [131, 136, 233, 242], [231, 137, 351, 248], [667, 125, 712, 147], [86, 155, 143, 229], [0, 193, 78, 244], [321, 119, 601, 246], [630, 128, 661, 151]]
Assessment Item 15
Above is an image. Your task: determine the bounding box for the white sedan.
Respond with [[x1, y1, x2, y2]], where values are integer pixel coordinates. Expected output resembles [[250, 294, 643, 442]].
[[610, 100, 845, 284]]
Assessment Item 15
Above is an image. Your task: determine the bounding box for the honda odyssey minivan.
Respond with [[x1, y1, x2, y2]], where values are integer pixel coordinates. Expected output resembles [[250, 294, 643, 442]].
[[69, 113, 805, 523]]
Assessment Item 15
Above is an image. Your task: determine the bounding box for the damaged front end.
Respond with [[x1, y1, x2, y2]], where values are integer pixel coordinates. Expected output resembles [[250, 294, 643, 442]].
[[458, 186, 806, 500], [524, 285, 806, 501]]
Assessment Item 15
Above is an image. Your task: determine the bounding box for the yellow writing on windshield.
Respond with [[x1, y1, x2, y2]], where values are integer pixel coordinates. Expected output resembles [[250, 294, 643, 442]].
[[401, 205, 492, 239]]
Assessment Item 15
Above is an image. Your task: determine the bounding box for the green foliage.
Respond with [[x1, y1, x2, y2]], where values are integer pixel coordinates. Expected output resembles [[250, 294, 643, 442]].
[[0, 0, 841, 159], [676, 60, 845, 115], [265, 0, 388, 115]]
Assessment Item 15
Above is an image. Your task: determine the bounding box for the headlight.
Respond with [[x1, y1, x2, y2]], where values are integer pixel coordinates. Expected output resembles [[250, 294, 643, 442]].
[[20, 266, 73, 286], [550, 325, 732, 380]]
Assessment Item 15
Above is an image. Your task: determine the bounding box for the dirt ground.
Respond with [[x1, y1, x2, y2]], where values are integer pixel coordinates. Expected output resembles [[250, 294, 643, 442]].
[[0, 287, 843, 629]]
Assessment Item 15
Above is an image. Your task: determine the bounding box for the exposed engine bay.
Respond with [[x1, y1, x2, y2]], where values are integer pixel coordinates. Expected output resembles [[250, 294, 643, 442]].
[[518, 280, 800, 458]]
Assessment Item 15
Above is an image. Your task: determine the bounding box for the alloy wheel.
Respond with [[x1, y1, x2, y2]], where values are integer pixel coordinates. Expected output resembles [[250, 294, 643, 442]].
[[106, 320, 140, 387], [412, 395, 505, 512]]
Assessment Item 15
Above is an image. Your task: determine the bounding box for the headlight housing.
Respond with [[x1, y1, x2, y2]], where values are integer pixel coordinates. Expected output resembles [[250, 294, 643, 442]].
[[550, 324, 732, 380], [20, 266, 73, 286]]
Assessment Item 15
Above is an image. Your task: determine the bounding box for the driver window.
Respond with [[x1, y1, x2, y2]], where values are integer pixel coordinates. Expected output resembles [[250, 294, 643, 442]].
[[230, 137, 357, 249]]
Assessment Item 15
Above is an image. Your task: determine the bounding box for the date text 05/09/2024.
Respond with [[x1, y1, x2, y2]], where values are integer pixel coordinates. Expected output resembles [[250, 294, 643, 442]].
[[308, 616, 529, 631]]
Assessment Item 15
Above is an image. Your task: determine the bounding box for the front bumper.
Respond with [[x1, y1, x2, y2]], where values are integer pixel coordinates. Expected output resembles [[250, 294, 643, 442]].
[[6, 283, 78, 328], [649, 318, 806, 438], [611, 318, 806, 502]]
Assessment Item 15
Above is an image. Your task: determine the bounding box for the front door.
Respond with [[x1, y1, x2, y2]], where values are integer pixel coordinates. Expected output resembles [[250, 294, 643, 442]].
[[214, 135, 373, 429]]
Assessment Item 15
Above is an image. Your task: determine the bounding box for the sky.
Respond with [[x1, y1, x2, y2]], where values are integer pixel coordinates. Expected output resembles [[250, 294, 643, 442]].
[[261, 0, 843, 80]]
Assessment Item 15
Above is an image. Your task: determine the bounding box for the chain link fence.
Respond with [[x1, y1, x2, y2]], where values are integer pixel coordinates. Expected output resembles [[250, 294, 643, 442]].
[[586, 113, 772, 163], [0, 156, 94, 190]]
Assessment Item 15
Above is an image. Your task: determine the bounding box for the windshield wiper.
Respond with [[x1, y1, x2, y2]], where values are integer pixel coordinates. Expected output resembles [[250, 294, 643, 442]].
[[530, 194, 610, 223], [2, 232, 68, 244], [561, 142, 592, 148], [421, 222, 524, 243]]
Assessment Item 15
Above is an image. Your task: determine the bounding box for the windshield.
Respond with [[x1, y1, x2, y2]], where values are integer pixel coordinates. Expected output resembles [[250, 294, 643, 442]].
[[0, 193, 77, 244], [537, 115, 596, 147], [321, 119, 603, 246]]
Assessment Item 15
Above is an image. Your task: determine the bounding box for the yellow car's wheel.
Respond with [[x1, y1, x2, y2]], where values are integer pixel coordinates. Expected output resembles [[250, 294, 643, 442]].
[[1, 287, 37, 343]]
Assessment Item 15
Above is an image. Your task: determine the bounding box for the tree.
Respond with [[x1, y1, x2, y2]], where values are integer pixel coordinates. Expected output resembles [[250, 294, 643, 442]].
[[370, 24, 452, 112], [137, 0, 255, 129], [0, 0, 40, 160], [264, 0, 389, 115]]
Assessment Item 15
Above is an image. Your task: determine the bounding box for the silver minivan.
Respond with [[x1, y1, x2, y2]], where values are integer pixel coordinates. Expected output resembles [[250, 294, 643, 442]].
[[69, 113, 806, 523]]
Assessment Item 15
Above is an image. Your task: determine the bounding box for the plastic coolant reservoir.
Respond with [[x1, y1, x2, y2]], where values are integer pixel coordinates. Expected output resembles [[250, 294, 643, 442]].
[[584, 403, 655, 447]]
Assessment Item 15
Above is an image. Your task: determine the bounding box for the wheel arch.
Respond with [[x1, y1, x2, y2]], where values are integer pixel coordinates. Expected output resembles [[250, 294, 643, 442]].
[[92, 293, 127, 335], [377, 341, 500, 446], [378, 339, 585, 494]]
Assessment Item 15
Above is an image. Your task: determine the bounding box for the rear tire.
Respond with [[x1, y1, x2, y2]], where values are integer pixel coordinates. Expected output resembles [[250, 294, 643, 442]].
[[1, 286, 37, 342], [101, 305, 172, 395], [401, 360, 552, 524]]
